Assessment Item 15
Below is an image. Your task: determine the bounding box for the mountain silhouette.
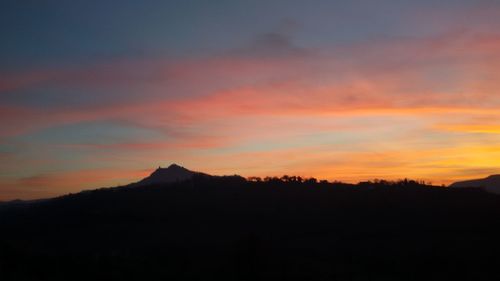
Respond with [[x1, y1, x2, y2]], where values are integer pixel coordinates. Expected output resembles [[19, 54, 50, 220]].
[[450, 174, 500, 194], [134, 163, 208, 186], [2, 166, 500, 281]]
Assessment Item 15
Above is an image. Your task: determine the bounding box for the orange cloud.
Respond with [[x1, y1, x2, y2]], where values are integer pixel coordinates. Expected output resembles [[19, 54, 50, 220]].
[[437, 124, 500, 134], [0, 168, 150, 200], [2, 29, 500, 199]]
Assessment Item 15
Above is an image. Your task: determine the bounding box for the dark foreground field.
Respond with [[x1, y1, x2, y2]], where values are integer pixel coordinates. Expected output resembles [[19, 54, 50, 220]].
[[1, 175, 500, 280]]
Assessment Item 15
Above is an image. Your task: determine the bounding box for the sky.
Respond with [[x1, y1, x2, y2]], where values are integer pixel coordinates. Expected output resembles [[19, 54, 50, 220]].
[[1, 0, 500, 200]]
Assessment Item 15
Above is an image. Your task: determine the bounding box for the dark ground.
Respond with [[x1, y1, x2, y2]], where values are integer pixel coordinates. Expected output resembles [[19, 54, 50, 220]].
[[1, 175, 500, 280]]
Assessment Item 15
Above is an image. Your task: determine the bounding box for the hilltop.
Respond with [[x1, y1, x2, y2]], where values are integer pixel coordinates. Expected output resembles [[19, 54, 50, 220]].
[[451, 175, 500, 194]]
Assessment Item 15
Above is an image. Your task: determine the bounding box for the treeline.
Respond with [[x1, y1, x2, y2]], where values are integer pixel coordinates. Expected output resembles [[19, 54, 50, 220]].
[[247, 175, 433, 187]]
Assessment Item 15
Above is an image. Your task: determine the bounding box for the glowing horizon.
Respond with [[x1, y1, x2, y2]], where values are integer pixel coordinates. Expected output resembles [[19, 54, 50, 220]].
[[1, 1, 500, 200]]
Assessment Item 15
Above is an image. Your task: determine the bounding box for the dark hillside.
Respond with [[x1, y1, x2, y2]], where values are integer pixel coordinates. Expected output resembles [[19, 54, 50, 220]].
[[1, 175, 500, 280]]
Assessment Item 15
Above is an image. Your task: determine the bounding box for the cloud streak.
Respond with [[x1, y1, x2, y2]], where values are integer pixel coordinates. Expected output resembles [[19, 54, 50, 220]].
[[2, 24, 500, 199]]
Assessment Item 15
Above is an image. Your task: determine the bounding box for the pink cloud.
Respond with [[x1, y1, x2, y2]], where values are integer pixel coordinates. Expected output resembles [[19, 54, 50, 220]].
[[2, 28, 500, 200]]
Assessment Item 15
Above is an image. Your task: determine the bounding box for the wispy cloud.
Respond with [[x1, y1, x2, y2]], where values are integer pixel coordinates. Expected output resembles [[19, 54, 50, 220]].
[[2, 24, 500, 199]]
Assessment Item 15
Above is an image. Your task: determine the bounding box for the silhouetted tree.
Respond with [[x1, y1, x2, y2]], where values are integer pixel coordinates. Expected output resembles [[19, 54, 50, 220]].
[[247, 176, 262, 182], [304, 178, 318, 184], [280, 175, 291, 182]]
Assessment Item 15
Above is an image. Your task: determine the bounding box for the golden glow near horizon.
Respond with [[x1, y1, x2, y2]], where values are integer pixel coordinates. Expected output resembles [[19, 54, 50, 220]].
[[1, 2, 500, 200]]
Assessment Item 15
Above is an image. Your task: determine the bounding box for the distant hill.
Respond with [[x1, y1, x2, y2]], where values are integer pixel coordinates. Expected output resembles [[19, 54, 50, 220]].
[[133, 163, 208, 186], [450, 175, 500, 194]]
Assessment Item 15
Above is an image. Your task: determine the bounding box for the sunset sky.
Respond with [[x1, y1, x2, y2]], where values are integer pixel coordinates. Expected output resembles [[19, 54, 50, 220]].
[[1, 0, 500, 200]]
